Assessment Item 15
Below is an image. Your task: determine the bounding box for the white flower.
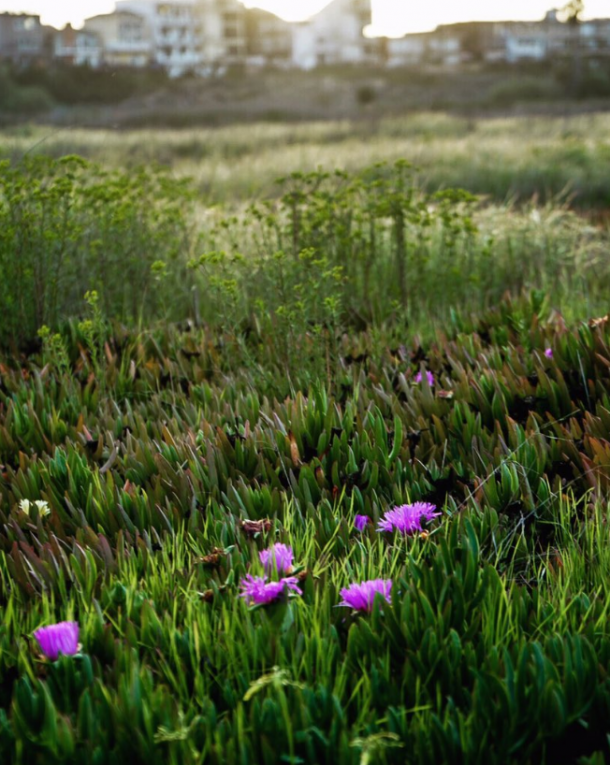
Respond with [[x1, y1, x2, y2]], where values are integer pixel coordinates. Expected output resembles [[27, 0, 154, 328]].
[[35, 500, 51, 517], [19, 499, 51, 517]]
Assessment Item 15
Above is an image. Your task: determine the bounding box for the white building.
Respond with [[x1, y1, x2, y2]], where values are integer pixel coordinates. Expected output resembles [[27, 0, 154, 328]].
[[113, 0, 246, 75], [116, 0, 202, 76], [428, 32, 461, 65], [53, 23, 104, 67], [291, 0, 375, 70], [578, 18, 610, 55], [385, 9, 610, 68], [385, 34, 427, 67], [505, 29, 549, 62], [386, 28, 462, 67]]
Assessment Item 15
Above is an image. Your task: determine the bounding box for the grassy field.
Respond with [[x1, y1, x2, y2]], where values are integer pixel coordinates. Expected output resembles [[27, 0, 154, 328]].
[[3, 110, 610, 207], [1, 114, 610, 763]]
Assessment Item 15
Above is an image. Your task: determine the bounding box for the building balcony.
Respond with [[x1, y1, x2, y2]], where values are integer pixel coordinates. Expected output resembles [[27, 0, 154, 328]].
[[107, 41, 153, 53]]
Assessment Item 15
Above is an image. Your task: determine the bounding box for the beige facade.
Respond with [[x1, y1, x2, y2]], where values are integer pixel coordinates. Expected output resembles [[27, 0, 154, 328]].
[[193, 0, 247, 73], [84, 10, 152, 67], [244, 7, 292, 69]]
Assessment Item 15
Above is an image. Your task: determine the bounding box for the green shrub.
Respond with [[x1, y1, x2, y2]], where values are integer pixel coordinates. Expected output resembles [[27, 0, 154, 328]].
[[0, 66, 54, 118], [576, 67, 610, 99], [13, 63, 169, 105], [0, 155, 197, 348], [487, 76, 561, 105]]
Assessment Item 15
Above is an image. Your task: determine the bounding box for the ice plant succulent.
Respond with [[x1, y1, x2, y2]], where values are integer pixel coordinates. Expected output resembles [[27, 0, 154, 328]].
[[545, 347, 553, 359], [414, 370, 435, 386], [339, 579, 392, 612], [259, 543, 294, 574], [33, 622, 79, 661], [19, 499, 51, 517], [239, 574, 301, 606], [354, 514, 370, 531], [378, 502, 440, 535]]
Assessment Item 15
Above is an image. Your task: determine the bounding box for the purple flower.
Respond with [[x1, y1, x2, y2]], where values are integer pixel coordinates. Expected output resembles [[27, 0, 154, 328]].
[[414, 370, 435, 386], [239, 574, 301, 606], [33, 622, 79, 661], [378, 502, 440, 535], [544, 348, 553, 359], [259, 543, 294, 574], [338, 579, 392, 612], [354, 515, 370, 532]]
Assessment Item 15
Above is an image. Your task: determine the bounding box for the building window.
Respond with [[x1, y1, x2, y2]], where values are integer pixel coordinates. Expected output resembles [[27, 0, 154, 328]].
[[120, 22, 143, 42], [15, 16, 37, 31]]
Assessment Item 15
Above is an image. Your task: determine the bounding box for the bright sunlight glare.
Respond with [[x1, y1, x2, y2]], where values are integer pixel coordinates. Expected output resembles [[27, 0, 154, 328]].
[[0, 0, 608, 34]]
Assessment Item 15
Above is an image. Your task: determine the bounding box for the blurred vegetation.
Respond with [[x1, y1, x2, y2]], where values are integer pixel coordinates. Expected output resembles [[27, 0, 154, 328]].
[[4, 110, 610, 209], [0, 156, 609, 355], [1, 58, 610, 123], [12, 63, 170, 106], [487, 76, 563, 105], [0, 156, 196, 349], [0, 65, 54, 117]]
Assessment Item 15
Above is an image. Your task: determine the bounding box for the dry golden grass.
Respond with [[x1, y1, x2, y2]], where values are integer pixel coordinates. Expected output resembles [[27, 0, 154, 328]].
[[2, 111, 610, 207]]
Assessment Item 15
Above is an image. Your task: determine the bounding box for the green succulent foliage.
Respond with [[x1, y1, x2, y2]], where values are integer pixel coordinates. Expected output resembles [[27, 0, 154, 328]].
[[0, 291, 610, 762], [1, 154, 610, 762]]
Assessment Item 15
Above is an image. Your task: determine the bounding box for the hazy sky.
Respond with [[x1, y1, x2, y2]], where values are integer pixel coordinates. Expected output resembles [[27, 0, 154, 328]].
[[0, 0, 608, 35]]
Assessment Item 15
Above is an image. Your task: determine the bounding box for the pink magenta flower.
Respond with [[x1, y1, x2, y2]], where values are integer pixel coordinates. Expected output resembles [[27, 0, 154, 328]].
[[339, 579, 392, 612], [33, 622, 79, 661], [544, 348, 553, 359], [414, 370, 435, 386], [239, 574, 301, 606], [354, 515, 370, 531], [259, 543, 294, 574], [378, 502, 440, 535]]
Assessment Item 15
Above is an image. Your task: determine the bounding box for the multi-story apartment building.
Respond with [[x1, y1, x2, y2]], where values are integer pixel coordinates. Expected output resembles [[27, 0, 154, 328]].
[[5, 2, 608, 77], [196, 0, 246, 73], [84, 10, 152, 68], [244, 7, 291, 69], [53, 23, 103, 67], [386, 27, 462, 67], [386, 9, 610, 69], [291, 0, 378, 69], [580, 18, 610, 54], [114, 0, 202, 76], [0, 12, 49, 65], [111, 0, 246, 75]]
